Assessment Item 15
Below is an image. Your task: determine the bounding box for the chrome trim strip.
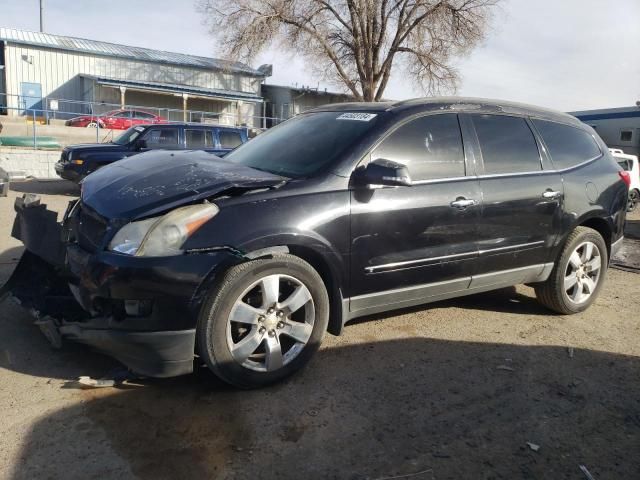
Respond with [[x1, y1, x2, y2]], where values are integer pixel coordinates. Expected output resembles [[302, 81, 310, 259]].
[[365, 241, 546, 273], [364, 250, 476, 273], [479, 240, 545, 255], [411, 176, 470, 186]]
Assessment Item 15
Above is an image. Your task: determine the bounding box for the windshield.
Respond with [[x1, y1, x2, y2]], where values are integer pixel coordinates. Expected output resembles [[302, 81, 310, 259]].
[[112, 126, 145, 145], [224, 111, 381, 178]]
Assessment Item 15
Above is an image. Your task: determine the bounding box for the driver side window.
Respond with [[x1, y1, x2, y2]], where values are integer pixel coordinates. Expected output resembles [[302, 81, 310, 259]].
[[372, 114, 465, 181]]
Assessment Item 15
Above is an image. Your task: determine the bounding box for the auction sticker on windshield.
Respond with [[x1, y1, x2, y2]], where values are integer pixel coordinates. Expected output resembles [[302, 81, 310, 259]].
[[337, 113, 377, 121]]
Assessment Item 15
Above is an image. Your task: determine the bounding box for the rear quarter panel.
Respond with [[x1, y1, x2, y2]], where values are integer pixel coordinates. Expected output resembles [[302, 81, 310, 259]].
[[558, 147, 627, 255]]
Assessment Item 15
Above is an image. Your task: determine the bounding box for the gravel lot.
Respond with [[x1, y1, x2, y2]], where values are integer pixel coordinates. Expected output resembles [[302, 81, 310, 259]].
[[1, 180, 639, 480]]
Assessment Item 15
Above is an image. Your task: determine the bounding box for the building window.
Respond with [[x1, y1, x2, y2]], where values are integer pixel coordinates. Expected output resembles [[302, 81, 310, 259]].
[[621, 130, 633, 142]]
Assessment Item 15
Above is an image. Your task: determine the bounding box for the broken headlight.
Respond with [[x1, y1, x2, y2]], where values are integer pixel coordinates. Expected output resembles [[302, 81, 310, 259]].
[[108, 203, 219, 257]]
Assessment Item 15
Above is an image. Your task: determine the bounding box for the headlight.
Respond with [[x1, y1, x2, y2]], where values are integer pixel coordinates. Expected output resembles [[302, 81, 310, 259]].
[[108, 203, 219, 257]]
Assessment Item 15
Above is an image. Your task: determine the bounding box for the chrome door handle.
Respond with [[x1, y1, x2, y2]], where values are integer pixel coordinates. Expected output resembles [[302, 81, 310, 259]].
[[542, 190, 562, 199], [450, 198, 477, 208]]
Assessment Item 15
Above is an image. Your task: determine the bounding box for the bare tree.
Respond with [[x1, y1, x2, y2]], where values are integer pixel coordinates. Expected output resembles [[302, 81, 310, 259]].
[[197, 0, 499, 101]]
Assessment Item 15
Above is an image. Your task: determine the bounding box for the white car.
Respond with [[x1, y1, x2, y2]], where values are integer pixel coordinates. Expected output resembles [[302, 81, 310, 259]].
[[610, 148, 640, 212]]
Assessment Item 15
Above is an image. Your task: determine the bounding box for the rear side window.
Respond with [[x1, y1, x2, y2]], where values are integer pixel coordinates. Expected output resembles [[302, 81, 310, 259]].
[[532, 120, 601, 169], [472, 115, 541, 174], [372, 113, 465, 181], [186, 129, 214, 148], [219, 130, 243, 149]]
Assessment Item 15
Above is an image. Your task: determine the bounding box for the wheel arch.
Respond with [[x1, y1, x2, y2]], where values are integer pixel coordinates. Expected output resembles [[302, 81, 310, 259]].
[[577, 216, 613, 258], [245, 242, 346, 336]]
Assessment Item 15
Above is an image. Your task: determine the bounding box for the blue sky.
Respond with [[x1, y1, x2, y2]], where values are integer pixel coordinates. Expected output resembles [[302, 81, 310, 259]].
[[1, 0, 638, 111]]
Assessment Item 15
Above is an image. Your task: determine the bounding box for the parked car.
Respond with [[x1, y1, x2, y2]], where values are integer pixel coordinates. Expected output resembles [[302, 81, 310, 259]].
[[610, 148, 640, 211], [3, 98, 628, 388], [55, 123, 248, 183], [65, 109, 166, 129]]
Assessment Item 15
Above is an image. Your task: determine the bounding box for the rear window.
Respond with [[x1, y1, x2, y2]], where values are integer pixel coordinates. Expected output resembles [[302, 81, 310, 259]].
[[219, 130, 243, 149], [532, 120, 601, 169], [472, 115, 541, 174], [225, 111, 380, 178]]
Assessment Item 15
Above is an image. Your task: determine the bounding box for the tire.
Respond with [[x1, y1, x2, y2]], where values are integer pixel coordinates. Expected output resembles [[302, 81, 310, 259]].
[[196, 254, 329, 388], [627, 189, 639, 212], [86, 122, 97, 128], [535, 226, 608, 314]]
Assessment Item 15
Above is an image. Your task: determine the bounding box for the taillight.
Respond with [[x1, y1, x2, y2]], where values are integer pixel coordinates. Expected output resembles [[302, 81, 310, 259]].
[[619, 171, 631, 188]]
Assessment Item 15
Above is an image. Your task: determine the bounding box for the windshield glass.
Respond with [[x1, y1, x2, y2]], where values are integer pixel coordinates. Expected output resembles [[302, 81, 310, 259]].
[[112, 126, 145, 145], [224, 111, 381, 178]]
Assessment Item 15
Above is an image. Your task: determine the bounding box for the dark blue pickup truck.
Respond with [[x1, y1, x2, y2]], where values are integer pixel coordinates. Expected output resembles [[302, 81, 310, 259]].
[[55, 123, 249, 183]]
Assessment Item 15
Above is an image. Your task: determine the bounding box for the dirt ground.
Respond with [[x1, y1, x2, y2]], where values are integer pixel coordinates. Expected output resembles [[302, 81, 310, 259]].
[[0, 180, 639, 480]]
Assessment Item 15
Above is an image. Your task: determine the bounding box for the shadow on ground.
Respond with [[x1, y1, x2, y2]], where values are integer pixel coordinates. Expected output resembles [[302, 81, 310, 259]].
[[9, 179, 80, 197], [2, 292, 639, 479]]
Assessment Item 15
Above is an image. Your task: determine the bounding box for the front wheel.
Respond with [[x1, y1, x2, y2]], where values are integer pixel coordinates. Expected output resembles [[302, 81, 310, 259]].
[[535, 226, 607, 314], [197, 254, 329, 388]]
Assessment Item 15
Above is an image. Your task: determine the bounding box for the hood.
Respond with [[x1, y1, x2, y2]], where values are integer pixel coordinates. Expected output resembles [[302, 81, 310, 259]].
[[81, 150, 285, 220], [65, 143, 127, 152]]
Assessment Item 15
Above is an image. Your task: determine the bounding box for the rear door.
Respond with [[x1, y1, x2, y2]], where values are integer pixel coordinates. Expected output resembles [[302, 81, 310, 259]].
[[467, 113, 563, 281], [349, 113, 482, 313]]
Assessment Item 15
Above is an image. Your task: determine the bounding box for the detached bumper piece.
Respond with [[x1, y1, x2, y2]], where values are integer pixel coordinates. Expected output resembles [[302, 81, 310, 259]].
[[2, 195, 198, 378]]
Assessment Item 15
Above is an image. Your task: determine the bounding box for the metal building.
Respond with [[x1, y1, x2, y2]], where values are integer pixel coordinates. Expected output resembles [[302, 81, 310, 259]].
[[571, 105, 640, 156], [262, 84, 354, 127], [0, 27, 269, 126]]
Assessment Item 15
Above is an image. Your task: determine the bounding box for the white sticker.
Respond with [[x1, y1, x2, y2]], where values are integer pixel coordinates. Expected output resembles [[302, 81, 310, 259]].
[[337, 112, 377, 122]]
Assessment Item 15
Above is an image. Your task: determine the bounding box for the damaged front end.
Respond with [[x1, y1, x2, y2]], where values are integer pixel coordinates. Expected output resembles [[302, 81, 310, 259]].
[[1, 194, 240, 378]]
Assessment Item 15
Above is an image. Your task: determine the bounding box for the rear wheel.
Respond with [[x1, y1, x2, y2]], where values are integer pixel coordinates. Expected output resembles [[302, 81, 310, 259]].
[[197, 254, 329, 388], [86, 121, 97, 128], [627, 189, 639, 212], [535, 226, 607, 314]]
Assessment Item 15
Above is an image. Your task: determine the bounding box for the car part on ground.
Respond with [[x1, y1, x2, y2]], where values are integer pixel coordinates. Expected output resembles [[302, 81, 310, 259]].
[[0, 97, 629, 388]]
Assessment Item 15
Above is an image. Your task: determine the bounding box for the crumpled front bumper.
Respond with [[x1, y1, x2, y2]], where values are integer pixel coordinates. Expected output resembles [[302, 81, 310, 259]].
[[1, 196, 242, 377]]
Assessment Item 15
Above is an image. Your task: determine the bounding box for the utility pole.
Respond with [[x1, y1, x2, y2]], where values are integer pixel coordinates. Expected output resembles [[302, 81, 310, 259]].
[[39, 0, 44, 32]]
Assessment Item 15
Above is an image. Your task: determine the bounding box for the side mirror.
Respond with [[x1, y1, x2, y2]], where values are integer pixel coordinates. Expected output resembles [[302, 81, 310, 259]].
[[135, 139, 148, 151], [354, 158, 412, 188]]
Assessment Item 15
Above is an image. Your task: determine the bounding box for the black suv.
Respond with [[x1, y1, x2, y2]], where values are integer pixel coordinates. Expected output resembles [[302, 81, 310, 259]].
[[55, 123, 248, 183], [3, 98, 628, 388]]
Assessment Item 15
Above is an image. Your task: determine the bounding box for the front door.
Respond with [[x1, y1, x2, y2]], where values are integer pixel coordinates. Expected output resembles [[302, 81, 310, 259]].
[[349, 113, 481, 315], [467, 113, 563, 281]]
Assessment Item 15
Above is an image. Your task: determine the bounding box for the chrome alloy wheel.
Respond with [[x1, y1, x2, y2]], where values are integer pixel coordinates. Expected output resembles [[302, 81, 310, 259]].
[[226, 274, 315, 372], [564, 241, 602, 305]]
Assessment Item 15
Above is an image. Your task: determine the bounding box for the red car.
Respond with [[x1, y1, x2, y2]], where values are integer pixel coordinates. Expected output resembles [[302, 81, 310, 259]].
[[65, 109, 166, 130]]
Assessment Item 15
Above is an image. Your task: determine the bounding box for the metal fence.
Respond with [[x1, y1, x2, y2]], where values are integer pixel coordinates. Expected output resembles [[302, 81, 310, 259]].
[[0, 93, 285, 150]]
